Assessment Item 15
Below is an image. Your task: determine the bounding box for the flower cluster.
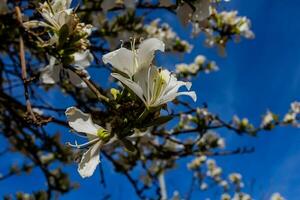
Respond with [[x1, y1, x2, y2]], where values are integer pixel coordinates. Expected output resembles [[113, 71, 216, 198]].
[[145, 19, 193, 53], [176, 55, 218, 79], [63, 38, 197, 178], [197, 9, 254, 56], [198, 131, 225, 150], [261, 110, 278, 130], [187, 155, 207, 170], [24, 0, 92, 50], [232, 115, 255, 135], [283, 101, 300, 127], [24, 0, 94, 86], [270, 193, 285, 200], [187, 157, 254, 200], [103, 38, 197, 109]]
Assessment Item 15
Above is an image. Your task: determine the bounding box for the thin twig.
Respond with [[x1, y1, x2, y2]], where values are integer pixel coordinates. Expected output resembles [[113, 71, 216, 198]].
[[67, 67, 109, 103], [15, 6, 37, 123]]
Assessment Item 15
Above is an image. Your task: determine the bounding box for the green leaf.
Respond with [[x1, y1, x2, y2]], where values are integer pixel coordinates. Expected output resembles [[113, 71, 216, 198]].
[[58, 24, 70, 48]]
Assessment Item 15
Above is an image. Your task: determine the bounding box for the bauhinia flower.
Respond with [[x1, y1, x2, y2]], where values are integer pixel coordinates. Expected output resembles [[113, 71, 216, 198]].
[[40, 50, 93, 87], [65, 107, 113, 178], [111, 65, 196, 108], [102, 38, 165, 78], [23, 0, 92, 49], [261, 111, 277, 128], [23, 0, 73, 31]]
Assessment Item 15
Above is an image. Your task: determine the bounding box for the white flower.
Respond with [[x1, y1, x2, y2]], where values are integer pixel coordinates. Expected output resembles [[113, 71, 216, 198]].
[[40, 50, 93, 87], [291, 101, 300, 113], [283, 112, 296, 123], [221, 193, 231, 200], [261, 111, 275, 127], [103, 38, 165, 78], [200, 182, 208, 190], [219, 180, 229, 189], [38, 0, 73, 30], [229, 173, 242, 183], [65, 107, 113, 178], [112, 65, 196, 108], [194, 55, 206, 65], [187, 155, 206, 170], [233, 193, 251, 200], [270, 193, 285, 200], [207, 166, 222, 177], [238, 18, 255, 39]]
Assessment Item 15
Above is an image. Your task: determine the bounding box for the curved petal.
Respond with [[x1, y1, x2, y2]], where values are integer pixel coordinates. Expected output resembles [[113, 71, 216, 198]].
[[52, 0, 72, 12], [40, 57, 61, 84], [78, 141, 102, 178], [158, 91, 197, 106], [23, 20, 51, 29], [137, 38, 165, 68], [111, 73, 147, 105], [73, 50, 94, 68], [65, 107, 99, 136], [103, 48, 135, 77]]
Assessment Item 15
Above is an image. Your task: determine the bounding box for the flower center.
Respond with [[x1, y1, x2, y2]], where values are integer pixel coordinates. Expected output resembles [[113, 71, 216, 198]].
[[97, 128, 111, 143], [151, 68, 169, 104], [130, 37, 139, 73]]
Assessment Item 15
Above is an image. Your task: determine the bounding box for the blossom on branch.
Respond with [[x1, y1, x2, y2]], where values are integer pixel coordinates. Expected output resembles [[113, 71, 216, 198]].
[[112, 65, 196, 109], [23, 0, 92, 50], [103, 38, 165, 78], [65, 107, 113, 178], [40, 50, 93, 87]]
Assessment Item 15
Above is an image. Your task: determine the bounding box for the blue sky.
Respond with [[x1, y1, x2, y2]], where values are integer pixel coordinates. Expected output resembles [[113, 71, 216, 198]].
[[1, 0, 300, 199]]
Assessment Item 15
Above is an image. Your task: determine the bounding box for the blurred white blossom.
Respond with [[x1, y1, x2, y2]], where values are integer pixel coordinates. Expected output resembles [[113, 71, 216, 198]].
[[270, 193, 285, 200], [40, 51, 93, 87]]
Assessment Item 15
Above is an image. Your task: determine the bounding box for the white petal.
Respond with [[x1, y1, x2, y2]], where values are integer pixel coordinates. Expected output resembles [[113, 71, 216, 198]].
[[52, 0, 72, 12], [178, 91, 197, 102], [103, 48, 136, 77], [67, 70, 88, 88], [137, 38, 165, 68], [111, 73, 147, 105], [23, 20, 51, 29], [40, 57, 61, 84], [159, 91, 197, 106], [78, 141, 102, 178], [73, 50, 94, 68], [65, 107, 99, 136]]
